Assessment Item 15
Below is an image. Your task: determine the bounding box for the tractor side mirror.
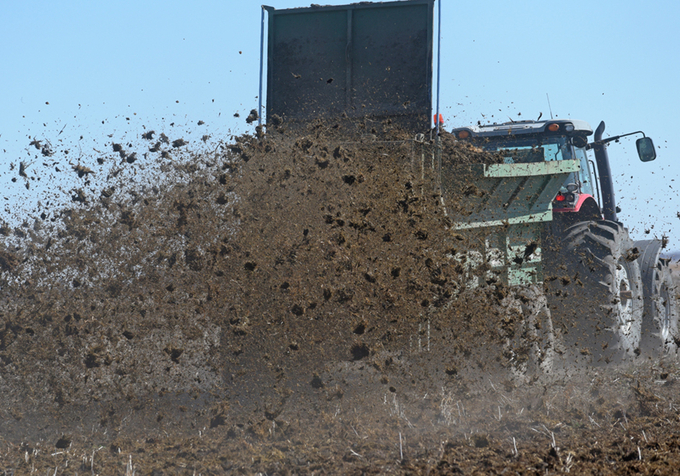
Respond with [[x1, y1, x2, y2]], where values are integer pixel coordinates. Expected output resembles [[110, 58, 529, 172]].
[[636, 136, 656, 162]]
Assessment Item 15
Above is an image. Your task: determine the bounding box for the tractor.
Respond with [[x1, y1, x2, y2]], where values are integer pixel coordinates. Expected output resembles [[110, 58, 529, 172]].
[[449, 119, 678, 363]]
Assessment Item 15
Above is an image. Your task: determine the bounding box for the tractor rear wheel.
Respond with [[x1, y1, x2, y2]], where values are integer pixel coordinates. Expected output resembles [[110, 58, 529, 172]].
[[640, 261, 679, 357], [544, 220, 644, 365]]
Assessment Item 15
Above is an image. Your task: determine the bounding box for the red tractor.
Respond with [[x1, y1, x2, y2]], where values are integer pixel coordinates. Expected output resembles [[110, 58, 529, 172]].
[[450, 119, 678, 364]]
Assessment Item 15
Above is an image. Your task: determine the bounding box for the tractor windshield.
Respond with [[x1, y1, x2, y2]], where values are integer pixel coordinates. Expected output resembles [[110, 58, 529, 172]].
[[476, 136, 572, 164], [475, 135, 594, 196]]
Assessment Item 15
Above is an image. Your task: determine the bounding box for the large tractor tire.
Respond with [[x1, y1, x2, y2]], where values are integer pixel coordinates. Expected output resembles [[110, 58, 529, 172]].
[[637, 240, 680, 357], [544, 220, 644, 365]]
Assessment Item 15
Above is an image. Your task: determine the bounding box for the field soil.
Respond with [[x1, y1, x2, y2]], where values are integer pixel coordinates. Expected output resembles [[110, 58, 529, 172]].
[[1, 118, 680, 474]]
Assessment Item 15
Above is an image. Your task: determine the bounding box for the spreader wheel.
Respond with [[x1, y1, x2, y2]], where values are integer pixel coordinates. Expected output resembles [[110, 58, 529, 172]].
[[640, 260, 679, 357]]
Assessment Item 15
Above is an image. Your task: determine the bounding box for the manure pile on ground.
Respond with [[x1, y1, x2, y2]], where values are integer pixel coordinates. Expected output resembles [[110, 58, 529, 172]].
[[2, 120, 679, 474]]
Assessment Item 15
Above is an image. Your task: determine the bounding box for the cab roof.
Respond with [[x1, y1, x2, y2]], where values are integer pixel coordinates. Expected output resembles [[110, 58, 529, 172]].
[[450, 119, 593, 138]]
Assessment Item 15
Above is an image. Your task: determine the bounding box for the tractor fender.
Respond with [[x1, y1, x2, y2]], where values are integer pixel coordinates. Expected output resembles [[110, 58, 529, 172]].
[[553, 194, 596, 214], [634, 239, 663, 297], [574, 195, 600, 216], [553, 196, 601, 225]]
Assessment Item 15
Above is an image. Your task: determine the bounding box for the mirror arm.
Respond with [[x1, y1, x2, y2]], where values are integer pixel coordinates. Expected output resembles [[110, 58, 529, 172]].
[[586, 130, 646, 150]]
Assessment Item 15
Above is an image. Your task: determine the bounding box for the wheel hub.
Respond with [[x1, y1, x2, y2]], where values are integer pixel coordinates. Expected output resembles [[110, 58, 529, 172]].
[[614, 264, 633, 333], [659, 282, 672, 340]]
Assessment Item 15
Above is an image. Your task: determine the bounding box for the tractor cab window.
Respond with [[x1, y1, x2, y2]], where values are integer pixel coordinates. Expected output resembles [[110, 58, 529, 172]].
[[572, 146, 594, 196], [477, 136, 573, 164], [475, 135, 587, 195]]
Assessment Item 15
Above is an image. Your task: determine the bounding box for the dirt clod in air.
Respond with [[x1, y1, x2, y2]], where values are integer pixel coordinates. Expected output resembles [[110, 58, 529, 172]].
[[73, 164, 94, 178], [245, 108, 258, 124]]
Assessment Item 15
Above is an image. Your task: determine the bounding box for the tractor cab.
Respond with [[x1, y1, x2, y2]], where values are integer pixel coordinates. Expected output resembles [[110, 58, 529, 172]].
[[450, 120, 596, 215], [450, 119, 656, 222]]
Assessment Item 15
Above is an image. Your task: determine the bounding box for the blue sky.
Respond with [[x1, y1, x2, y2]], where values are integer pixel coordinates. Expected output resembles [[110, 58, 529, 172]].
[[2, 0, 679, 250]]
